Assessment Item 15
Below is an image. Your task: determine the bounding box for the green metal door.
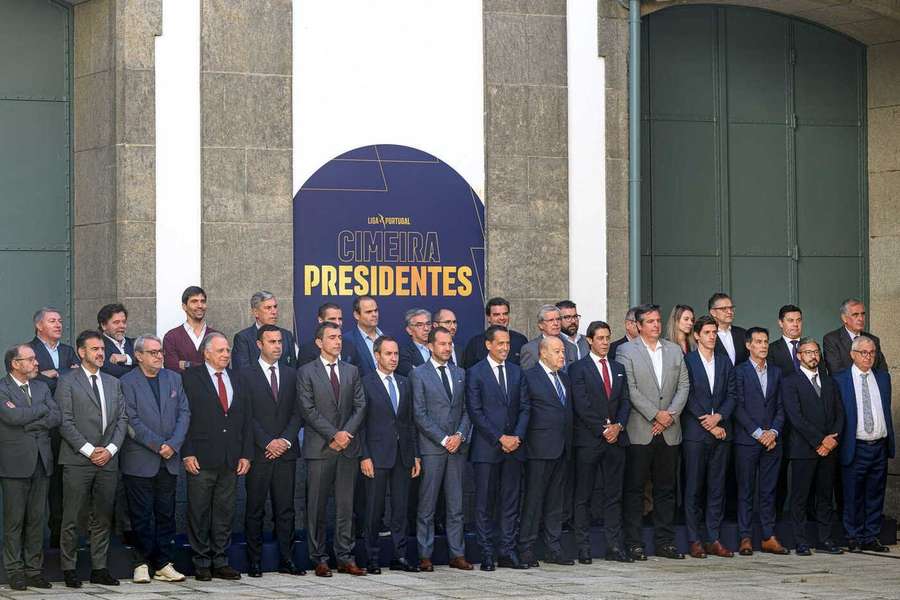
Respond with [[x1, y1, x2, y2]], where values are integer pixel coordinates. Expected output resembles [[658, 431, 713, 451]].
[[641, 6, 867, 338], [0, 0, 72, 352]]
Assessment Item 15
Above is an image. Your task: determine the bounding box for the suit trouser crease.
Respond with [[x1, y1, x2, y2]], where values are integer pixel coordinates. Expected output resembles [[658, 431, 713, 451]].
[[735, 443, 782, 539], [364, 463, 410, 564], [1, 460, 49, 576], [573, 444, 625, 551], [473, 458, 522, 558], [245, 458, 296, 562], [683, 439, 730, 544], [307, 453, 357, 564], [186, 466, 237, 569], [417, 452, 465, 559], [789, 456, 836, 546], [842, 441, 887, 543], [623, 438, 679, 548], [123, 469, 177, 569], [60, 464, 118, 570], [517, 455, 566, 558]]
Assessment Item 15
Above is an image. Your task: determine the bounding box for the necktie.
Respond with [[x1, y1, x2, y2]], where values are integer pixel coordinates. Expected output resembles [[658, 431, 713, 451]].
[[328, 363, 340, 400], [91, 375, 106, 432], [790, 340, 800, 371], [600, 358, 612, 398], [811, 373, 821, 397], [386, 375, 399, 414], [215, 372, 229, 413], [553, 371, 565, 406], [20, 384, 31, 407], [860, 372, 875, 434], [498, 364, 508, 400], [269, 366, 279, 401], [438, 365, 453, 400]]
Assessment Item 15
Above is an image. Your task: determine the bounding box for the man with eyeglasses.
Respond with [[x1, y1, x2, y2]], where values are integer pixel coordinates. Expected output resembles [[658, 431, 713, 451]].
[[834, 335, 894, 553], [609, 307, 639, 362], [461, 297, 529, 368], [708, 293, 748, 366], [0, 345, 60, 590], [823, 298, 888, 375], [520, 305, 577, 370], [432, 309, 461, 366], [398, 309, 432, 376], [557, 300, 589, 360]]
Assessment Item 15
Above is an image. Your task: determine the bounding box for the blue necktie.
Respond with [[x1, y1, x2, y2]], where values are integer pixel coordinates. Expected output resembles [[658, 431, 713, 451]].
[[553, 372, 565, 406], [386, 375, 399, 414]]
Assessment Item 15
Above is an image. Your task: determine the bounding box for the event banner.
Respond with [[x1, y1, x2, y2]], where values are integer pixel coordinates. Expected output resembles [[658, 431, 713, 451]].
[[293, 144, 486, 348]]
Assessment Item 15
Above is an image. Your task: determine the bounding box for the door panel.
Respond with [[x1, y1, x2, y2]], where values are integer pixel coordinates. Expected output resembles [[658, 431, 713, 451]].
[[731, 257, 792, 333], [725, 8, 788, 125], [652, 256, 720, 320], [798, 257, 863, 341]]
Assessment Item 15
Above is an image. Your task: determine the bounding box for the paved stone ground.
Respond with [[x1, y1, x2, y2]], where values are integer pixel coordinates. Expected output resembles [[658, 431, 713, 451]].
[[5, 549, 900, 600]]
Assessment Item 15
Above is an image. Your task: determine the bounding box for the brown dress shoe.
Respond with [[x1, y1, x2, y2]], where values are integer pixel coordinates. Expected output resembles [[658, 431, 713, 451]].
[[337, 562, 367, 576], [738, 537, 753, 556], [689, 541, 707, 559], [705, 540, 734, 558], [448, 556, 474, 570], [419, 558, 434, 572], [761, 536, 789, 555], [314, 563, 332, 577]]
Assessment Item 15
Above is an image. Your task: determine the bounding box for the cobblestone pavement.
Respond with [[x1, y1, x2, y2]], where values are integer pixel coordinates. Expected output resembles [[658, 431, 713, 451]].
[[4, 549, 900, 600]]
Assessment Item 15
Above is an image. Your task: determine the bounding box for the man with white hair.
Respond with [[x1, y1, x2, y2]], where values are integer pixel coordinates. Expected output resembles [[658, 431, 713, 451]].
[[232, 291, 297, 370]]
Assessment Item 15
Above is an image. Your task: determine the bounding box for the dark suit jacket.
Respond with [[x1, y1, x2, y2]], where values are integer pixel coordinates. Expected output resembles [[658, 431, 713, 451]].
[[523, 365, 573, 460], [714, 325, 749, 365], [0, 377, 60, 478], [29, 336, 79, 394], [162, 325, 220, 373], [296, 359, 367, 459], [461, 329, 529, 368], [181, 365, 253, 470], [120, 368, 191, 477], [397, 337, 428, 377], [232, 325, 297, 371], [56, 368, 128, 471], [733, 359, 784, 446], [359, 371, 417, 469], [834, 367, 895, 466], [781, 370, 844, 460], [410, 361, 470, 456], [100, 335, 136, 379], [823, 327, 888, 375], [465, 359, 530, 462], [768, 337, 798, 377], [297, 338, 359, 368], [682, 350, 736, 442], [608, 336, 629, 362], [345, 326, 378, 375], [241, 363, 302, 461], [570, 354, 630, 448]]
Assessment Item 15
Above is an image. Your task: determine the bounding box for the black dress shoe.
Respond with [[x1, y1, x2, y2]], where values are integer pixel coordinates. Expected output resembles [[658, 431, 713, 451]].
[[577, 550, 592, 565], [247, 561, 262, 577], [278, 561, 306, 575], [544, 553, 575, 566], [8, 573, 27, 591], [656, 545, 685, 560], [195, 568, 212, 581], [390, 558, 419, 572], [63, 570, 82, 588], [367, 564, 382, 575], [795, 544, 812, 556], [629, 546, 647, 561], [520, 553, 540, 568], [862, 540, 891, 553], [605, 547, 634, 563], [497, 554, 528, 569], [847, 540, 862, 553], [817, 540, 843, 555], [25, 574, 52, 589], [90, 569, 120, 586], [213, 565, 242, 580], [480, 559, 495, 571]]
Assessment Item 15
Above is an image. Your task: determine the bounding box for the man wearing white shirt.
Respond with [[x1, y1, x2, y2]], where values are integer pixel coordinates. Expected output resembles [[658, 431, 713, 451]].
[[98, 303, 136, 378], [708, 292, 748, 366], [56, 330, 127, 588]]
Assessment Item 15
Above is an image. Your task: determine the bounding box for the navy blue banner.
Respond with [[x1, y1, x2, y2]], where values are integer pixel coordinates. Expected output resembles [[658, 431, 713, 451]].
[[293, 144, 486, 347]]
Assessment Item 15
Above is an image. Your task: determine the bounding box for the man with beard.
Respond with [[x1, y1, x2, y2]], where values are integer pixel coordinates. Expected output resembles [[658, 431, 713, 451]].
[[163, 286, 219, 373]]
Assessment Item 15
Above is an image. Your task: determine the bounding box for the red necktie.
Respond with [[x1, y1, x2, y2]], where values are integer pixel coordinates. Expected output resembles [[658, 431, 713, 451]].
[[600, 358, 612, 398], [328, 363, 340, 400], [269, 366, 279, 401], [215, 372, 229, 413]]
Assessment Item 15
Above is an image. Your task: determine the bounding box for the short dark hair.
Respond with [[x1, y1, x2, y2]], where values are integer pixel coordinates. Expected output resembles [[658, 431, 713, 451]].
[[315, 321, 340, 340], [555, 299, 577, 311], [778, 304, 802, 320], [745, 326, 769, 343], [692, 314, 718, 335], [97, 303, 127, 328], [485, 297, 510, 316], [76, 329, 103, 350], [428, 326, 451, 344], [4, 345, 26, 373], [181, 285, 206, 305], [373, 335, 397, 354], [707, 292, 731, 311], [317, 302, 341, 319], [586, 320, 611, 338], [797, 337, 819, 352], [352, 295, 376, 314], [634, 304, 661, 324], [484, 325, 508, 342], [256, 324, 281, 342]]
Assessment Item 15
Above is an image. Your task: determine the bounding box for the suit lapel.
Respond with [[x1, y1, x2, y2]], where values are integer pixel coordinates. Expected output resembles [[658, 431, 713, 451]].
[[764, 362, 776, 400], [75, 369, 101, 408], [313, 360, 338, 405], [586, 359, 609, 401], [140, 370, 163, 418], [635, 343, 661, 393]]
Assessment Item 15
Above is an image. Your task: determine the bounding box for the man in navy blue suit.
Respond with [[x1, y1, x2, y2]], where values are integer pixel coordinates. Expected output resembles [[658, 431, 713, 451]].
[[682, 315, 736, 559], [345, 296, 383, 376], [397, 309, 431, 376], [517, 336, 574, 567], [359, 336, 421, 574], [297, 303, 360, 367], [569, 321, 631, 564], [461, 297, 528, 368], [835, 335, 894, 553], [231, 291, 297, 370], [98, 303, 136, 378], [733, 327, 788, 556], [466, 325, 530, 571]]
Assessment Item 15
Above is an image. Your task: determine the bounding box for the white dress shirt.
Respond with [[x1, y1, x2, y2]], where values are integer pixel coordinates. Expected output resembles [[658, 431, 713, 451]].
[[104, 333, 133, 365], [78, 366, 118, 458], [486, 355, 506, 386], [539, 360, 564, 399], [376, 368, 397, 398], [320, 356, 341, 384], [852, 365, 887, 441], [259, 358, 290, 447], [184, 321, 208, 351], [206, 362, 233, 408], [700, 350, 716, 394], [10, 374, 30, 399], [717, 327, 736, 365], [799, 365, 819, 389], [641, 337, 664, 389]]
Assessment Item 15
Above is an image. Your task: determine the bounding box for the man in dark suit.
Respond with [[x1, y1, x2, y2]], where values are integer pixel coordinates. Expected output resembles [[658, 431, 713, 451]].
[[120, 334, 190, 583], [782, 338, 844, 556], [608, 306, 638, 362], [297, 302, 360, 367], [835, 335, 894, 553], [557, 300, 589, 361], [0, 344, 60, 590], [297, 322, 367, 577], [57, 330, 127, 588], [359, 336, 420, 574], [232, 291, 298, 371], [162, 286, 219, 373], [398, 308, 431, 376], [823, 298, 888, 374], [181, 333, 252, 581], [570, 321, 631, 564], [344, 295, 383, 376], [520, 305, 577, 369], [768, 305, 804, 376], [682, 315, 736, 559], [411, 326, 472, 571], [466, 326, 530, 570], [242, 325, 304, 577], [98, 303, 136, 378], [709, 292, 748, 366], [733, 327, 788, 556], [461, 297, 528, 368], [517, 336, 574, 567]]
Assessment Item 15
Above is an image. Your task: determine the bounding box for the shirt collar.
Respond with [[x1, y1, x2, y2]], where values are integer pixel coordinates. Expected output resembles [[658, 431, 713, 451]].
[[699, 350, 715, 366], [852, 364, 870, 378], [589, 351, 608, 363], [486, 355, 504, 370], [320, 356, 339, 369], [430, 357, 448, 369], [10, 374, 28, 388], [358, 325, 382, 341], [539, 360, 557, 377], [641, 337, 661, 352], [783, 335, 800, 345], [258, 357, 278, 372], [800, 366, 818, 379], [184, 321, 207, 336], [205, 362, 225, 378], [752, 360, 767, 374], [38, 336, 58, 351], [376, 367, 394, 382], [845, 326, 860, 340], [414, 340, 429, 351], [81, 365, 100, 380]]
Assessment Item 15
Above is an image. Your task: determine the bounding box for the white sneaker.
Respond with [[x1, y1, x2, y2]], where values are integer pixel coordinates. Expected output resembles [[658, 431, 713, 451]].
[[133, 564, 151, 584], [153, 563, 186, 582]]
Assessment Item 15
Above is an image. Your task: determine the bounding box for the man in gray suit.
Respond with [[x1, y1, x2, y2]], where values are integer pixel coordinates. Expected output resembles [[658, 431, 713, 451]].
[[520, 305, 578, 370], [615, 304, 689, 561], [411, 326, 473, 572], [557, 300, 589, 360], [0, 344, 60, 590], [56, 330, 127, 588], [297, 321, 367, 577]]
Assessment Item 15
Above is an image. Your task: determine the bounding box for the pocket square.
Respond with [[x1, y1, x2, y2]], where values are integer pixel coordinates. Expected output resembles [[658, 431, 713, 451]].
[[170, 389, 177, 398], [617, 373, 623, 377]]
